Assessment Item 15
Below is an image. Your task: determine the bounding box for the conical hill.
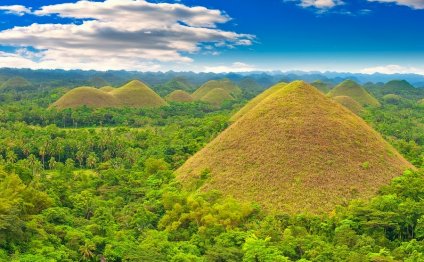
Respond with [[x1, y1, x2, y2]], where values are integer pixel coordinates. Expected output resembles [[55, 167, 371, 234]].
[[166, 90, 194, 102], [328, 80, 380, 107], [177, 81, 412, 214]]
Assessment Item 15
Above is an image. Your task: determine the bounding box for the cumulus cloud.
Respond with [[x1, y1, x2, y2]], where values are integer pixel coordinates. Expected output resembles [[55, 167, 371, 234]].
[[368, 0, 424, 9], [0, 0, 253, 70], [204, 62, 257, 73], [360, 64, 424, 75], [299, 0, 344, 9], [0, 5, 31, 16]]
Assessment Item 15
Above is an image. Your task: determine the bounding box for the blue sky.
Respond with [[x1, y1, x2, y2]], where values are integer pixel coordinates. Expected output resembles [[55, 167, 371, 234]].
[[0, 0, 423, 73]]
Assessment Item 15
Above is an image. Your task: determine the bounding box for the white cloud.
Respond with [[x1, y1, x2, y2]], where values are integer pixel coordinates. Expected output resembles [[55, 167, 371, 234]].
[[0, 0, 253, 71], [0, 5, 31, 16], [204, 62, 257, 73], [299, 0, 344, 8], [368, 0, 424, 9], [360, 64, 424, 75]]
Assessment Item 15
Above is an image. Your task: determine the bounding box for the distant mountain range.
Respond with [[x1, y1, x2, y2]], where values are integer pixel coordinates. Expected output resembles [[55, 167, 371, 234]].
[[0, 68, 423, 89]]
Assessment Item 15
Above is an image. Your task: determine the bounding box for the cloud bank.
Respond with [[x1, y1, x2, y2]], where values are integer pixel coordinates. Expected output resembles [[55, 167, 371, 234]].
[[0, 0, 253, 70], [368, 0, 424, 9]]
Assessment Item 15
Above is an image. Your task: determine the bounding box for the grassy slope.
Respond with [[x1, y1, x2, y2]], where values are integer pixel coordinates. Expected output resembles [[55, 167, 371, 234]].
[[1, 76, 31, 90], [110, 80, 167, 108], [332, 96, 364, 115], [192, 79, 242, 100], [200, 88, 233, 107], [328, 80, 381, 107], [52, 80, 167, 109], [166, 90, 194, 102], [99, 86, 115, 92], [311, 80, 330, 93], [51, 87, 119, 109], [230, 82, 287, 122], [177, 81, 413, 214]]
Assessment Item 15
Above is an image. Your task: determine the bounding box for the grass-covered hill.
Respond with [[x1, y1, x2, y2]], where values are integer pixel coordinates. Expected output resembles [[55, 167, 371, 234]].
[[99, 86, 115, 92], [51, 86, 119, 109], [230, 82, 287, 122], [1, 76, 32, 91], [332, 95, 364, 115], [311, 80, 331, 93], [88, 76, 110, 88], [382, 94, 403, 104], [199, 88, 234, 107], [51, 80, 167, 109], [238, 77, 264, 94], [328, 79, 381, 107], [165, 90, 194, 102], [110, 80, 167, 108], [192, 79, 242, 100], [379, 80, 424, 100], [177, 81, 413, 214]]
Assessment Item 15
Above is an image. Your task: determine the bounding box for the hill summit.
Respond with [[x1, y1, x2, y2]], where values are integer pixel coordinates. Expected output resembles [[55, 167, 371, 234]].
[[177, 81, 412, 214], [166, 90, 194, 102], [328, 80, 380, 107], [51, 80, 166, 109], [192, 79, 241, 102]]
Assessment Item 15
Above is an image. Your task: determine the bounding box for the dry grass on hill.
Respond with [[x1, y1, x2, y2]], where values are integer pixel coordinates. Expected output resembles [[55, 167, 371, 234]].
[[51, 80, 167, 109], [328, 80, 380, 107], [332, 95, 364, 115], [192, 79, 242, 100], [166, 90, 194, 102], [177, 81, 413, 214]]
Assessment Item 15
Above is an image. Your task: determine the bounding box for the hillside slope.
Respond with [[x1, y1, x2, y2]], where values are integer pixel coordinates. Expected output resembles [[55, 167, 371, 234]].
[[328, 80, 380, 107], [51, 87, 119, 109], [192, 79, 241, 100], [111, 80, 167, 108], [1, 76, 32, 91], [166, 90, 194, 102], [332, 96, 364, 115], [230, 82, 287, 122], [200, 88, 234, 107], [177, 81, 412, 214]]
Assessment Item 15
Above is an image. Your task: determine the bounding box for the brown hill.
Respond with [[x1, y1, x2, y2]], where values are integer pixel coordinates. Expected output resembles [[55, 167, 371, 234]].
[[177, 81, 412, 214], [192, 79, 241, 100], [99, 86, 115, 92], [230, 82, 287, 122], [332, 96, 364, 115], [328, 80, 380, 107], [51, 80, 167, 109], [51, 87, 119, 109], [166, 90, 194, 102], [200, 88, 234, 107], [111, 80, 167, 108]]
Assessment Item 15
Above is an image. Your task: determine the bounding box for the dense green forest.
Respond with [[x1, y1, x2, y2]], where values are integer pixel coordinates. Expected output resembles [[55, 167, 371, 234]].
[[0, 78, 423, 261]]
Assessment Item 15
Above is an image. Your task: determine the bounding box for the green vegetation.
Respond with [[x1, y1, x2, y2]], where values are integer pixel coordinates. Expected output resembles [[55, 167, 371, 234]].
[[0, 75, 423, 260], [178, 81, 412, 213], [166, 90, 194, 103], [192, 79, 242, 100], [52, 80, 167, 109], [1, 76, 32, 91], [366, 80, 424, 100], [88, 77, 110, 88], [328, 80, 381, 107], [382, 94, 403, 104], [332, 95, 364, 115]]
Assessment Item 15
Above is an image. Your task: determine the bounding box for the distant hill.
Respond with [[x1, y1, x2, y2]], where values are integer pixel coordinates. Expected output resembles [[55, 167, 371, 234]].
[[238, 77, 264, 94], [332, 96, 364, 115], [51, 80, 167, 109], [99, 86, 115, 92], [192, 79, 242, 100], [177, 81, 412, 214], [89, 76, 110, 88], [166, 90, 194, 102], [328, 80, 380, 107], [380, 80, 424, 100], [1, 76, 32, 91], [110, 80, 167, 108], [230, 82, 287, 122], [311, 80, 331, 93], [51, 87, 119, 109], [200, 88, 234, 107]]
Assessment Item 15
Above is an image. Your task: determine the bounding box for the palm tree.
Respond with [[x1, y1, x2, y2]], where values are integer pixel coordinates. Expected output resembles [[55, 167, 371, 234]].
[[79, 241, 96, 261]]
